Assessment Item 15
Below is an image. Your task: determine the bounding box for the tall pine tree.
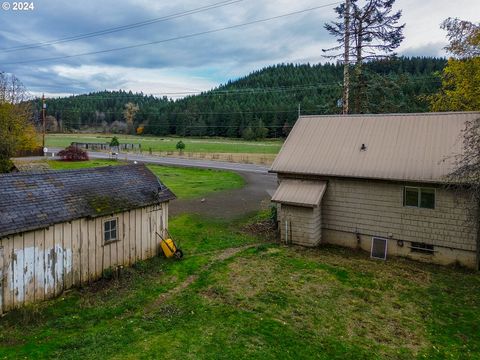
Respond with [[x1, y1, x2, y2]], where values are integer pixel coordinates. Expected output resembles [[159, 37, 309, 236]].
[[324, 0, 405, 113]]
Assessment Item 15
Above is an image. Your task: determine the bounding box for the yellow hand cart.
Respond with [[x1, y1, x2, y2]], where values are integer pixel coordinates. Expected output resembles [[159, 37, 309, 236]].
[[156, 229, 183, 259]]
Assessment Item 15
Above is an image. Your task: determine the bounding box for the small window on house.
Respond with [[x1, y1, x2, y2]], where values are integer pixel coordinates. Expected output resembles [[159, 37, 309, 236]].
[[411, 242, 434, 254], [104, 219, 118, 243], [404, 187, 435, 209], [420, 188, 435, 209], [404, 187, 419, 207]]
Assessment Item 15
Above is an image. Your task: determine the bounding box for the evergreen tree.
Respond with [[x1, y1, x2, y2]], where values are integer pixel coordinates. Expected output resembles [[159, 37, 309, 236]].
[[324, 0, 405, 113], [35, 57, 445, 139]]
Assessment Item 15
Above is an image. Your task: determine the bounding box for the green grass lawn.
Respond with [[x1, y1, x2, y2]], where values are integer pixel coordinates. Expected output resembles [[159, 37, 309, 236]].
[[0, 214, 479, 359], [46, 134, 283, 154], [47, 160, 245, 199]]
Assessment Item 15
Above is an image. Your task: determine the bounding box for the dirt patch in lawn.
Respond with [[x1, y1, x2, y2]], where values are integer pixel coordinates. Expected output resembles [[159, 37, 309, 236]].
[[242, 219, 277, 241], [143, 244, 260, 314]]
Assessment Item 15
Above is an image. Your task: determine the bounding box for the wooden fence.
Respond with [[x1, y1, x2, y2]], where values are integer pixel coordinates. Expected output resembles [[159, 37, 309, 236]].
[[71, 142, 141, 151], [14, 147, 44, 157]]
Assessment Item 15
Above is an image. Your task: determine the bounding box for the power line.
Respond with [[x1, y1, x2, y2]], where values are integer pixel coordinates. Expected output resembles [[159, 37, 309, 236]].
[[39, 109, 305, 116], [31, 83, 343, 102], [0, 2, 342, 66], [40, 83, 342, 100], [0, 0, 244, 53], [33, 75, 441, 101], [39, 102, 439, 126], [56, 123, 296, 129], [65, 124, 292, 128]]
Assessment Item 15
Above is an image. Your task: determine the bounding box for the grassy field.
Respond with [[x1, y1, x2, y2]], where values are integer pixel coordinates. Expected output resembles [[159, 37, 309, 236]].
[[46, 134, 283, 154], [47, 160, 245, 199], [0, 213, 479, 359]]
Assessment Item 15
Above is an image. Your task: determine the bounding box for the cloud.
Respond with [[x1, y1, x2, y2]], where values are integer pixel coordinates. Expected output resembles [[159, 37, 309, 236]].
[[27, 64, 219, 99], [0, 0, 478, 97], [400, 42, 447, 58]]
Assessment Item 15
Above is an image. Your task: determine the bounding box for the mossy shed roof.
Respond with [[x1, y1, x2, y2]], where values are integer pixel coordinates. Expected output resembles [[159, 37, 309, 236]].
[[0, 164, 175, 238]]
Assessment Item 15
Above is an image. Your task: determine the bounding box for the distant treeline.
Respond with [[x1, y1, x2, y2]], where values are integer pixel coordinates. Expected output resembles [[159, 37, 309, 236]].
[[34, 56, 446, 139]]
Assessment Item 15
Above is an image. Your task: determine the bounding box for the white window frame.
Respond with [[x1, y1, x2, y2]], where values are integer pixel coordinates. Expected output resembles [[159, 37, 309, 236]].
[[103, 218, 119, 243], [403, 186, 436, 209]]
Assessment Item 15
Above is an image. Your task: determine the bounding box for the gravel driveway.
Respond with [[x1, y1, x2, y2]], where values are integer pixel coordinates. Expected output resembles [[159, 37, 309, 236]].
[[169, 171, 277, 219]]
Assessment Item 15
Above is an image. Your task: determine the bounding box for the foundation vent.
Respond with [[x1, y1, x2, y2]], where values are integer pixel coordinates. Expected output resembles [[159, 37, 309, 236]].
[[371, 237, 388, 260]]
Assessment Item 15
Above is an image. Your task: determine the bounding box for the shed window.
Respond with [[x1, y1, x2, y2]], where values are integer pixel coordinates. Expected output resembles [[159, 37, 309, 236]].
[[104, 219, 118, 243], [404, 187, 435, 209]]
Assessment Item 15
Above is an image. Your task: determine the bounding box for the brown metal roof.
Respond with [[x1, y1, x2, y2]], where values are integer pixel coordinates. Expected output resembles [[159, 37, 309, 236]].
[[271, 179, 327, 207], [270, 112, 480, 183]]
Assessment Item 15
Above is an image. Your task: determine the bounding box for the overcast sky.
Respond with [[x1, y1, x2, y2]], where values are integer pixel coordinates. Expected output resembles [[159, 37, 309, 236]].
[[0, 0, 478, 98]]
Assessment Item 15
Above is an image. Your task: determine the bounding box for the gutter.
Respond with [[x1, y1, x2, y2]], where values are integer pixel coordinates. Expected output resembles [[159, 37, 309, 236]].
[[269, 170, 461, 186]]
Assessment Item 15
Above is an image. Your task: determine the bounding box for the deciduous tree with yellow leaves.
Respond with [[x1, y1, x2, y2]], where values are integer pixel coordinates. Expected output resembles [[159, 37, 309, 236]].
[[430, 18, 480, 111], [0, 72, 39, 173], [123, 102, 139, 135], [435, 19, 480, 269]]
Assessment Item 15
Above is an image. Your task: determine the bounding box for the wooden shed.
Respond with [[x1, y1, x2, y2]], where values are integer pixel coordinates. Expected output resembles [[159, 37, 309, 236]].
[[0, 164, 175, 313], [270, 112, 480, 269]]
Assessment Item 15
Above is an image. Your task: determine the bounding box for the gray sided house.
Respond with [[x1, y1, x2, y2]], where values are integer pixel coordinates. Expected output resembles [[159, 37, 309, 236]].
[[0, 164, 175, 313], [270, 112, 480, 269]]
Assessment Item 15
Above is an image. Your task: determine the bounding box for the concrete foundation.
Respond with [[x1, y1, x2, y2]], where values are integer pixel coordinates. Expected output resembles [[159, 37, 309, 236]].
[[323, 228, 477, 268]]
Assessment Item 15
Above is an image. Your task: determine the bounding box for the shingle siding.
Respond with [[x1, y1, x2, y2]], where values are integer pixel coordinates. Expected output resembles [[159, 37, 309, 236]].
[[270, 112, 480, 267], [322, 178, 476, 251], [279, 205, 321, 247]]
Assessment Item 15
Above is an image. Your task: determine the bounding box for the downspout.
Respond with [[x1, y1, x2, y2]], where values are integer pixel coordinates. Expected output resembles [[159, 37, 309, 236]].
[[285, 220, 288, 245], [289, 220, 292, 245], [476, 199, 480, 271]]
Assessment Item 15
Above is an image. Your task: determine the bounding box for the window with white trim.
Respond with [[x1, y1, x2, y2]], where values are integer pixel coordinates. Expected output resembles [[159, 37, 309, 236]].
[[404, 187, 435, 209], [104, 218, 118, 243]]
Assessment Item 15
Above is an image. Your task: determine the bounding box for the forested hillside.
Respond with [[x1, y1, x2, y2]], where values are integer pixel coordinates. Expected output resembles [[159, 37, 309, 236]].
[[36, 56, 446, 138]]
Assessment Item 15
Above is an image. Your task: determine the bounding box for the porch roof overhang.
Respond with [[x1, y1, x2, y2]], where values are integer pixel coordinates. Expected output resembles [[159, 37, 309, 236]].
[[271, 180, 327, 208]]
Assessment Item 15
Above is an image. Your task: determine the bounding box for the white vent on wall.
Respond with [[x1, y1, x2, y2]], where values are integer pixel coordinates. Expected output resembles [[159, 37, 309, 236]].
[[371, 237, 388, 260]]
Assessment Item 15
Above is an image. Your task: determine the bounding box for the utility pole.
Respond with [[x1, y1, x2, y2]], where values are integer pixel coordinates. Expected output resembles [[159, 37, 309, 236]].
[[298, 103, 301, 117], [343, 0, 351, 115], [42, 94, 46, 150]]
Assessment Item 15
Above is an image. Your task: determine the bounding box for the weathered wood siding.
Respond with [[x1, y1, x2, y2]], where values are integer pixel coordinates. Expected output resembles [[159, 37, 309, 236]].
[[279, 204, 321, 247], [0, 203, 168, 314], [322, 178, 476, 252]]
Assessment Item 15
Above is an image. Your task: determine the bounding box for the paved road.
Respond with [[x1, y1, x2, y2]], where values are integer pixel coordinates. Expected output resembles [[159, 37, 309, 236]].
[[49, 148, 270, 174]]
